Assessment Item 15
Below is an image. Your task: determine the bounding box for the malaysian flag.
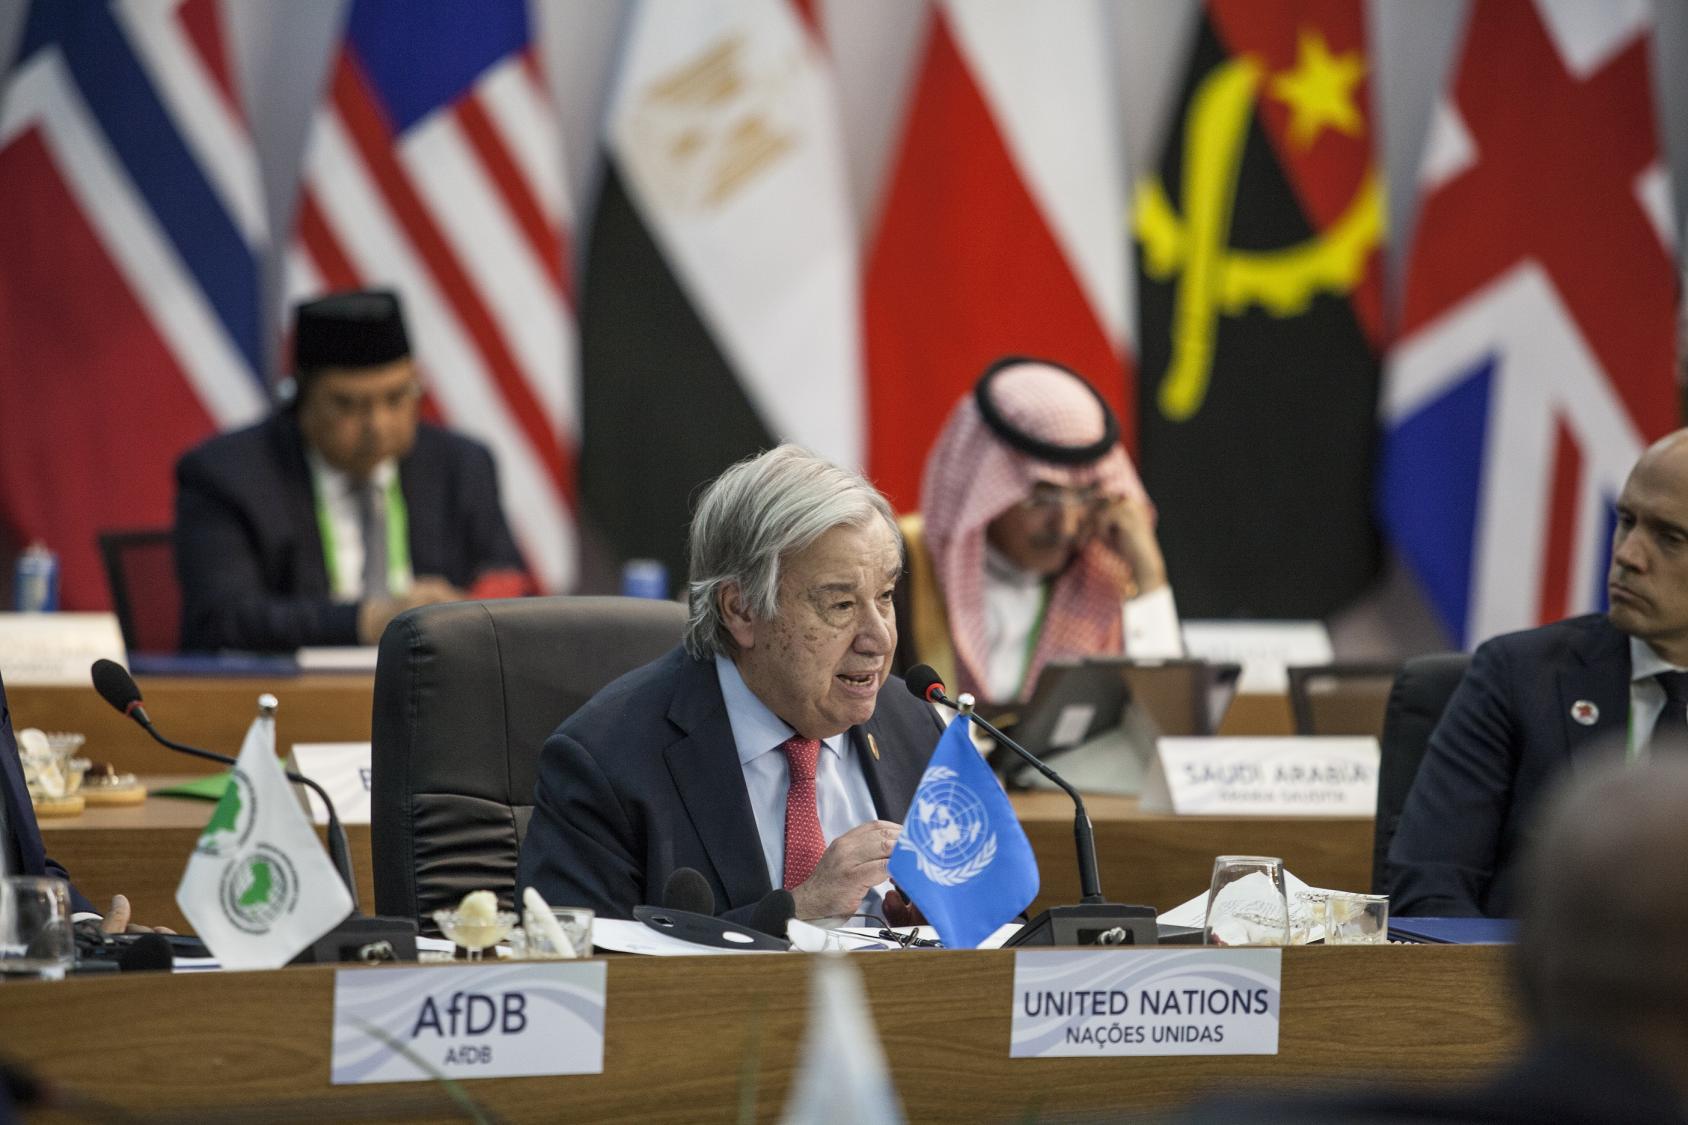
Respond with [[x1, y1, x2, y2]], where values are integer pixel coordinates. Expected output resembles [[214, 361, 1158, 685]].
[[1379, 0, 1677, 648], [0, 0, 267, 609], [287, 0, 578, 592]]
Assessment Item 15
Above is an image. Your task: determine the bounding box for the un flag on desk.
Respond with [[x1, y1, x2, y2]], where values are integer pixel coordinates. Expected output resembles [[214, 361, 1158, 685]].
[[890, 715, 1039, 949]]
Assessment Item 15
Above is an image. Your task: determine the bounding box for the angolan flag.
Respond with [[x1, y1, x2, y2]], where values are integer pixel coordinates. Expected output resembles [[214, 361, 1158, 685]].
[[1135, 0, 1385, 619]]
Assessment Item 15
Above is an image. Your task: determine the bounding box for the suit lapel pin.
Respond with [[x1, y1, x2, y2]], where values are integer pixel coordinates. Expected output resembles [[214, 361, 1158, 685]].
[[867, 733, 880, 761], [1570, 700, 1598, 726]]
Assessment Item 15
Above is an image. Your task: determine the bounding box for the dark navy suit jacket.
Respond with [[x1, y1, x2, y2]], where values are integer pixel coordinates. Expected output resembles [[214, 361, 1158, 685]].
[[174, 410, 522, 651], [1388, 614, 1631, 917], [1, 671, 94, 913], [517, 647, 944, 923]]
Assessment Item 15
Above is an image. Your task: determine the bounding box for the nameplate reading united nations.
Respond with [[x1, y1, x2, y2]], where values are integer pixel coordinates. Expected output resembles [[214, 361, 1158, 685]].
[[1010, 948, 1281, 1057], [1140, 736, 1379, 815], [332, 961, 606, 1084]]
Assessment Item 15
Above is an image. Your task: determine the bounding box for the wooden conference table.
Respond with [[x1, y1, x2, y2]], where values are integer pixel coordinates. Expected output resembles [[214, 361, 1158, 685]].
[[26, 667, 1363, 930], [42, 784, 1370, 934], [0, 945, 1519, 1122], [6, 670, 1301, 778]]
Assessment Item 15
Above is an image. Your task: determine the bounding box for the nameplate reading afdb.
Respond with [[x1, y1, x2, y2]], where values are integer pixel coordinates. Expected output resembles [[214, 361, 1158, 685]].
[[331, 962, 606, 1084], [1010, 949, 1281, 1057], [1139, 736, 1379, 816]]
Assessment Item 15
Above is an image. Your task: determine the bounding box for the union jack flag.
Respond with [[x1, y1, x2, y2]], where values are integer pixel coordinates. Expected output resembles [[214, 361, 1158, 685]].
[[1379, 0, 1677, 648], [288, 0, 578, 592], [0, 0, 267, 609]]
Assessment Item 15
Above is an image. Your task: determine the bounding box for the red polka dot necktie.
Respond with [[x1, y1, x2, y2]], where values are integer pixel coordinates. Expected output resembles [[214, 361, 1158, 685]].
[[780, 736, 826, 889]]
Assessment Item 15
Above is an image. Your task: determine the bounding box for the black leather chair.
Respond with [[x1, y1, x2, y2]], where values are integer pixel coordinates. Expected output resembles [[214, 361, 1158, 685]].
[[1372, 652, 1470, 895], [1286, 662, 1400, 737], [97, 527, 180, 652], [371, 595, 686, 933]]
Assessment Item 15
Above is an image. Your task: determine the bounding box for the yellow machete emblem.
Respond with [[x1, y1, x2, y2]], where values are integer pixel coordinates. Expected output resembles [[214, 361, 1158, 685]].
[[1136, 28, 1383, 422]]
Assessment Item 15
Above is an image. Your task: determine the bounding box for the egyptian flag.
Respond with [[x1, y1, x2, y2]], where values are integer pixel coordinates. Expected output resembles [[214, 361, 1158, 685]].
[[866, 1, 1132, 514], [579, 0, 862, 586], [1135, 0, 1384, 618]]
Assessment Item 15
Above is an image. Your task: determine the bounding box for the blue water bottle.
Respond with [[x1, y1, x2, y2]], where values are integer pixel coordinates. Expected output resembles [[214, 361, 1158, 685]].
[[14, 541, 59, 612], [620, 558, 669, 600]]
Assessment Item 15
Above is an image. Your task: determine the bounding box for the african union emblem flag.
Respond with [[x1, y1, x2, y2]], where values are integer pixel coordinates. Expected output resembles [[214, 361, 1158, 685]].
[[890, 715, 1038, 949], [176, 711, 351, 969], [1135, 0, 1384, 618]]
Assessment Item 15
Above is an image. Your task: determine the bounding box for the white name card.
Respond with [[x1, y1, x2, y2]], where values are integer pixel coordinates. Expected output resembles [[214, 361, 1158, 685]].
[[292, 742, 373, 825], [1140, 737, 1379, 816], [0, 612, 126, 685], [1010, 948, 1280, 1057], [332, 961, 607, 1084], [1180, 620, 1333, 693]]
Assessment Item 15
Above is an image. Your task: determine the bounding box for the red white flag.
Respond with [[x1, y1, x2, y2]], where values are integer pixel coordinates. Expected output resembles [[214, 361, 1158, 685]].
[[864, 1, 1133, 511], [287, 1, 578, 591]]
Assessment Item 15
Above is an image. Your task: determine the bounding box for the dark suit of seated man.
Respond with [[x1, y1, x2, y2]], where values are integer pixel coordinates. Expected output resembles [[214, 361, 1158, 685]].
[[1390, 428, 1688, 916], [174, 289, 526, 652], [518, 446, 944, 925], [0, 670, 172, 930]]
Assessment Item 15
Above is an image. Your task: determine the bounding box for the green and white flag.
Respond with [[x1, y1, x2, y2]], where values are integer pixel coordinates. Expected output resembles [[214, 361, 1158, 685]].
[[176, 713, 352, 969]]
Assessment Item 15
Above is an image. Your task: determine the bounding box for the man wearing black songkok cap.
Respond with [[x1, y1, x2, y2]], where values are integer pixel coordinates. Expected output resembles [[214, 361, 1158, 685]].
[[173, 290, 525, 651]]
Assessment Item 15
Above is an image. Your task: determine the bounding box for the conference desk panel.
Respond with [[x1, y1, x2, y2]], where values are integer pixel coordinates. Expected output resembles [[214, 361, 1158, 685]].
[[42, 786, 1369, 932], [0, 946, 1519, 1122], [7, 674, 376, 776], [39, 783, 376, 932], [1015, 792, 1373, 913], [8, 671, 1294, 779]]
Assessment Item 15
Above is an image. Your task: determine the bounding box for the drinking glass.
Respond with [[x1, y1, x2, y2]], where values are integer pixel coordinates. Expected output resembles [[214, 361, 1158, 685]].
[[1203, 856, 1290, 946], [0, 875, 74, 981], [1324, 892, 1390, 945], [515, 906, 594, 959]]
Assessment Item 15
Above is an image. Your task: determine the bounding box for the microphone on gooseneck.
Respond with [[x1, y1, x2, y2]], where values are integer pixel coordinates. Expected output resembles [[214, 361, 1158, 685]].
[[749, 888, 796, 940], [662, 866, 716, 916], [89, 659, 360, 910], [635, 867, 790, 950], [660, 867, 794, 940], [904, 664, 1161, 947]]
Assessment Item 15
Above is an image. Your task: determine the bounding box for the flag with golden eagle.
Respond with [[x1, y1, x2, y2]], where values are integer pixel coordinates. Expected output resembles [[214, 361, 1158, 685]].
[[1134, 0, 1383, 618]]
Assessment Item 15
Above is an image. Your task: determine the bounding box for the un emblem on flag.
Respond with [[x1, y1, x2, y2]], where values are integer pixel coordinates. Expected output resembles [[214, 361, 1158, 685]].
[[899, 766, 997, 886]]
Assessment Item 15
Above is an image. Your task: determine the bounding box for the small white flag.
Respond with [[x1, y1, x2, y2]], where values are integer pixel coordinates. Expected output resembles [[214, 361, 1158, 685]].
[[175, 713, 352, 969], [780, 954, 905, 1125]]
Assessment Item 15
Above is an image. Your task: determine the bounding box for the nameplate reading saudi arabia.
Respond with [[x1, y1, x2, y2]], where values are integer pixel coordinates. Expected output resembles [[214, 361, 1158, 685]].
[[332, 962, 606, 1084], [1139, 736, 1379, 816], [1010, 949, 1281, 1057]]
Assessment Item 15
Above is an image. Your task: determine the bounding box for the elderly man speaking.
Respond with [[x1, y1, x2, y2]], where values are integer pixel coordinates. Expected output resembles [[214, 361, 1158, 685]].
[[518, 446, 943, 924]]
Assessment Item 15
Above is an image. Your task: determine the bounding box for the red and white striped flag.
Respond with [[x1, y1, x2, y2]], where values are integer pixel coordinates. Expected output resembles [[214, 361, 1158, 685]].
[[287, 0, 577, 591], [864, 0, 1134, 512]]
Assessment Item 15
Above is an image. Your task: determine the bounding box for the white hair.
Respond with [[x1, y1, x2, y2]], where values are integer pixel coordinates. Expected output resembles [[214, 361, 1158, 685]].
[[684, 445, 898, 660]]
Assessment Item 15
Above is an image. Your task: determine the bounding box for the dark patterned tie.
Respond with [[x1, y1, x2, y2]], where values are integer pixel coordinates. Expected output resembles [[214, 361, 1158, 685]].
[[779, 737, 826, 890], [1651, 672, 1688, 755], [358, 482, 389, 599]]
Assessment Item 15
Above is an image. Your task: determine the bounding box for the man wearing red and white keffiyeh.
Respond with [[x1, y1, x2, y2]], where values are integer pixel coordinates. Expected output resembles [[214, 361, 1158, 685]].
[[900, 358, 1182, 704]]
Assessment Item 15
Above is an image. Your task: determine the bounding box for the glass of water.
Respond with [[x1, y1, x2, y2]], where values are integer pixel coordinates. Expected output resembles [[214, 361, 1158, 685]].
[[1, 875, 74, 981], [1204, 856, 1290, 946], [515, 906, 593, 959], [1324, 892, 1390, 945]]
